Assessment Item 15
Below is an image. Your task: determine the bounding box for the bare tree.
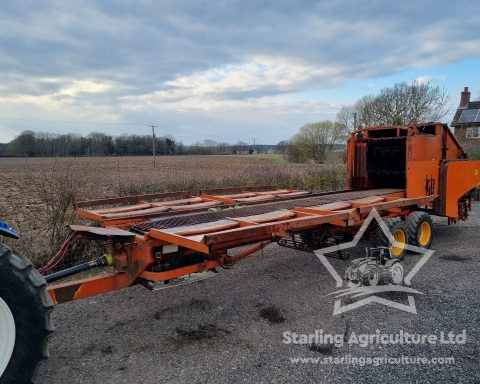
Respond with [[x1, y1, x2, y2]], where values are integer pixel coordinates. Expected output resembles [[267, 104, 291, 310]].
[[290, 120, 347, 163], [336, 105, 356, 132], [337, 81, 450, 128]]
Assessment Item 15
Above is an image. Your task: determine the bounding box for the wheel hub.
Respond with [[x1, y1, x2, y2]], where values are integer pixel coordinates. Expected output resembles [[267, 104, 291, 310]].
[[0, 297, 16, 378], [418, 221, 431, 246], [391, 229, 406, 257]]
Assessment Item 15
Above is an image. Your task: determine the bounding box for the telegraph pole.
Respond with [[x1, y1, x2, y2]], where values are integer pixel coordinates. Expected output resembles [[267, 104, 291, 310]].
[[149, 124, 158, 167]]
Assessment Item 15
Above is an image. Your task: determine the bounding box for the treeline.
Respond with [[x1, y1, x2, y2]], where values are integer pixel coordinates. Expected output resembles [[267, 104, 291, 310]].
[[0, 131, 274, 157]]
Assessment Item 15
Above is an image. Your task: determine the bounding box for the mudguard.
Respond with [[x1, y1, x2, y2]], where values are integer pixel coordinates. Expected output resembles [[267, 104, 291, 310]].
[[0, 221, 18, 239]]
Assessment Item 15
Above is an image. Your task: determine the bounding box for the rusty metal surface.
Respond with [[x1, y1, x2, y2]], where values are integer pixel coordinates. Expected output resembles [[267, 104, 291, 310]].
[[132, 188, 403, 233], [162, 219, 239, 235], [200, 185, 276, 195], [69, 225, 136, 237], [75, 191, 191, 208], [102, 206, 170, 219], [232, 209, 296, 223]]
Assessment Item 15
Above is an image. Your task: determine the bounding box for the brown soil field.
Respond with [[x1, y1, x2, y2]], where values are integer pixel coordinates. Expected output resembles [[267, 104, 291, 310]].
[[0, 155, 345, 267]]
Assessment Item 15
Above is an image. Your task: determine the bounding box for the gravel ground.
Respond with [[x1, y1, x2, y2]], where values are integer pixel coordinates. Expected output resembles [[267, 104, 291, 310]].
[[37, 204, 480, 384]]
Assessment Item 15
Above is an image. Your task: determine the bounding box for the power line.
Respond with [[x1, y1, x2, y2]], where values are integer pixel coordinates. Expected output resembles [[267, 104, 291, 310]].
[[149, 124, 158, 168]]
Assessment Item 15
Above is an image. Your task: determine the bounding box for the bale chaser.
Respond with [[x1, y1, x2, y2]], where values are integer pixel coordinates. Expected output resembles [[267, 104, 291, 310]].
[[1, 122, 479, 383]]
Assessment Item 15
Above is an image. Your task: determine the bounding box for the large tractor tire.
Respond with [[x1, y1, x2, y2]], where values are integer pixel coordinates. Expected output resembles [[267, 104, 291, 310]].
[[0, 243, 54, 384], [405, 211, 433, 249], [371, 217, 408, 260]]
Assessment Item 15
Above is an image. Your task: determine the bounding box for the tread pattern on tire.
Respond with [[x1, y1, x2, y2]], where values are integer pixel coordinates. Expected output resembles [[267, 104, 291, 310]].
[[370, 217, 407, 260], [405, 211, 433, 248], [0, 243, 54, 384], [371, 217, 401, 247]]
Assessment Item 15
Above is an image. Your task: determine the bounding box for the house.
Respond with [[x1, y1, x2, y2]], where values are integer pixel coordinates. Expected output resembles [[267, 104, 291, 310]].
[[451, 87, 480, 142]]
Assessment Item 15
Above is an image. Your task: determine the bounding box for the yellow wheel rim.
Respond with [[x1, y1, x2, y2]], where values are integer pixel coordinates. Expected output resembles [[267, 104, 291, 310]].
[[391, 229, 406, 257], [418, 221, 431, 247]]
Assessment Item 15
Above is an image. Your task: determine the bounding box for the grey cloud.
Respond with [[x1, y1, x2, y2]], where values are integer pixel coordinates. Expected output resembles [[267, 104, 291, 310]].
[[2, 0, 478, 87], [0, 0, 479, 142]]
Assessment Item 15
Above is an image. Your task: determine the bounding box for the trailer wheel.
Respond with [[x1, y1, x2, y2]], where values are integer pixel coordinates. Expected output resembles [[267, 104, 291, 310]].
[[0, 243, 54, 384], [371, 217, 408, 260], [405, 212, 433, 249]]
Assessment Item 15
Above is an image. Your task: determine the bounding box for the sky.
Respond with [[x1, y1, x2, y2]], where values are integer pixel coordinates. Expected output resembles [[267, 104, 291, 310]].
[[1, 0, 480, 145]]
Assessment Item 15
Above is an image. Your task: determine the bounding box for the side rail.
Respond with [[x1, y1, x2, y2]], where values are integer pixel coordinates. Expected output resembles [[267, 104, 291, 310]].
[[75, 187, 312, 227]]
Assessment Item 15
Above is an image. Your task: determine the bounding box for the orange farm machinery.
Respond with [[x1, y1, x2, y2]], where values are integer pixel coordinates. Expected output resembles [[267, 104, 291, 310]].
[[1, 122, 479, 382]]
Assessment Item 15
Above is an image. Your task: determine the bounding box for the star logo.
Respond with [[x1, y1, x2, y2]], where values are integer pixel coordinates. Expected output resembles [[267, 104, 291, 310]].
[[314, 209, 434, 315]]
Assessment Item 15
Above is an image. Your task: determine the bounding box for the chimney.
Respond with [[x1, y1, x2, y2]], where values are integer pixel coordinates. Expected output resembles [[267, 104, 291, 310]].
[[459, 86, 471, 108]]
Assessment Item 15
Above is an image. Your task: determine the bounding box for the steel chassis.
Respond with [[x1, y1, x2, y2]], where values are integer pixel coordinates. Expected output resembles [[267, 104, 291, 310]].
[[46, 186, 435, 304]]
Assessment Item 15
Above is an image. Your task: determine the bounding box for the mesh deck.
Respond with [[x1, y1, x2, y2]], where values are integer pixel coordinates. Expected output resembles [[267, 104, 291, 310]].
[[131, 188, 403, 233]]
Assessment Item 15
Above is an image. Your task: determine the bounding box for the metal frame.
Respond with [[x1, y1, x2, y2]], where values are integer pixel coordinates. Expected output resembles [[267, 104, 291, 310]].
[[48, 189, 435, 304]]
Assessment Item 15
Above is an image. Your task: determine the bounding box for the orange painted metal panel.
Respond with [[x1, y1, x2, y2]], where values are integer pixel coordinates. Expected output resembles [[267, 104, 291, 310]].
[[313, 201, 352, 210], [406, 135, 441, 198], [75, 191, 191, 209], [102, 205, 170, 219], [231, 210, 296, 223], [169, 200, 223, 211], [148, 230, 210, 253], [406, 160, 439, 198], [48, 273, 130, 304], [356, 195, 436, 214], [202, 211, 351, 246], [443, 160, 480, 218], [153, 197, 204, 206], [95, 203, 152, 214], [161, 220, 239, 236], [140, 261, 219, 282], [350, 196, 385, 207], [407, 135, 442, 162]]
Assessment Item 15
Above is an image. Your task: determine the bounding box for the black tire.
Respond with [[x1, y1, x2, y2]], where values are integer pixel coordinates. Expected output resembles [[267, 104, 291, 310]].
[[371, 217, 408, 260], [405, 211, 433, 249], [0, 243, 54, 384]]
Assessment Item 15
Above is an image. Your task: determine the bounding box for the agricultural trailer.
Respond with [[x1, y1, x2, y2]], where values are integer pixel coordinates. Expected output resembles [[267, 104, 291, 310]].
[[1, 122, 480, 383]]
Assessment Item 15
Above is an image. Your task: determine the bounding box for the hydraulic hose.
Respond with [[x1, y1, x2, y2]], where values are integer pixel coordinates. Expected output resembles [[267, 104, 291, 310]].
[[44, 254, 113, 283]]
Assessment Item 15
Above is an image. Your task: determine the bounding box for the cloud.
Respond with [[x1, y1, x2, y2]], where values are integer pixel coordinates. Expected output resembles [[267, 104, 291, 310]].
[[0, 1, 479, 143], [415, 75, 447, 85], [121, 55, 344, 113]]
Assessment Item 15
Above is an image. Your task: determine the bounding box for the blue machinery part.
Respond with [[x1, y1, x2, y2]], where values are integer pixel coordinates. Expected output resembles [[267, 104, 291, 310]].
[[0, 220, 19, 239]]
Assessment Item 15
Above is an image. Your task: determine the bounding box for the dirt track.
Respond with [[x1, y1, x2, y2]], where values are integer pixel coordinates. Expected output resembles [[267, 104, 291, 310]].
[[37, 204, 480, 384]]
